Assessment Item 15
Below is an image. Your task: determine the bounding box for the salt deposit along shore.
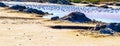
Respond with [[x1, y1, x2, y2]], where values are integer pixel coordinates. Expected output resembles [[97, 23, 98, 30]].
[[2, 1, 120, 23], [1, 5, 120, 46]]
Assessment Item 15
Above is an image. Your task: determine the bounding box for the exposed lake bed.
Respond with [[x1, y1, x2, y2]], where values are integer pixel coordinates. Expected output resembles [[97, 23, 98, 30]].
[[2, 1, 120, 23]]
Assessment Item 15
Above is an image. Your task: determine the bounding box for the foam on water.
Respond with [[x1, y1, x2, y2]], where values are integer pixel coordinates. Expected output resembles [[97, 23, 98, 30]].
[[2, 1, 120, 23]]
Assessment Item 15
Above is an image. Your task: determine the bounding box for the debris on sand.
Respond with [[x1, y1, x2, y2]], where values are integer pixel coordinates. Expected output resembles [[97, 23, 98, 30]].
[[49, 0, 72, 5], [115, 3, 120, 6], [99, 5, 109, 8], [51, 16, 59, 20], [95, 23, 120, 35], [95, 24, 107, 31], [0, 2, 7, 7], [86, 4, 96, 7], [10, 5, 27, 10], [9, 5, 47, 16], [22, 8, 45, 15], [100, 28, 114, 35], [61, 12, 91, 23], [107, 23, 120, 32]]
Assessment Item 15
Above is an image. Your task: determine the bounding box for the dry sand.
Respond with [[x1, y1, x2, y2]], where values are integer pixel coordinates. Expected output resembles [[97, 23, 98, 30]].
[[0, 7, 120, 46]]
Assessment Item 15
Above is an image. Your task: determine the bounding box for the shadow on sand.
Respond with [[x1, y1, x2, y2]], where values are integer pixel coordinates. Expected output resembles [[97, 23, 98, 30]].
[[0, 16, 38, 20], [50, 25, 94, 29]]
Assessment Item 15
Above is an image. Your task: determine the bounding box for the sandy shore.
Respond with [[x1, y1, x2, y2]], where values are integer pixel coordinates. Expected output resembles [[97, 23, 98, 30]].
[[0, 7, 120, 46]]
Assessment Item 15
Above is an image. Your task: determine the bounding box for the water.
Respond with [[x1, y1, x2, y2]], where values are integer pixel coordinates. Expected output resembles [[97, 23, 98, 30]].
[[2, 1, 120, 23]]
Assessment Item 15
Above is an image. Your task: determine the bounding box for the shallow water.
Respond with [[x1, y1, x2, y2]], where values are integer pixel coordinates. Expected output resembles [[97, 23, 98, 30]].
[[2, 1, 120, 23]]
